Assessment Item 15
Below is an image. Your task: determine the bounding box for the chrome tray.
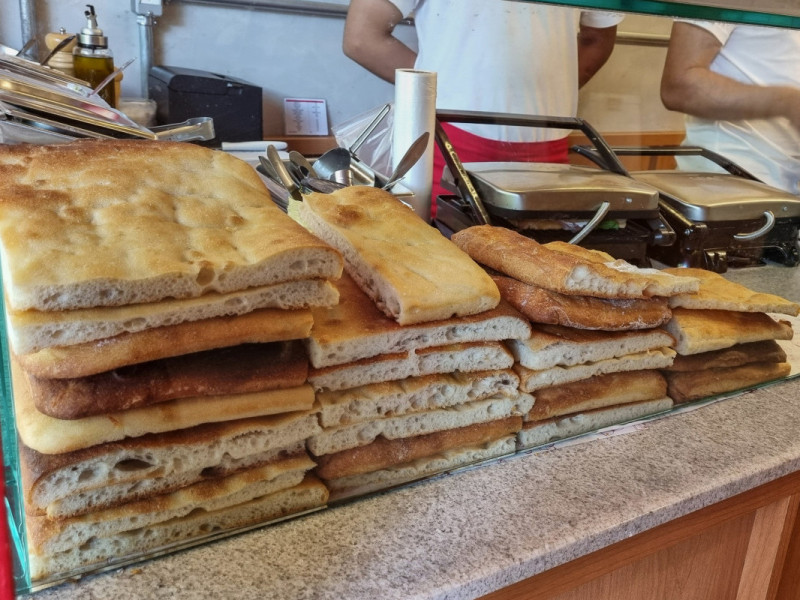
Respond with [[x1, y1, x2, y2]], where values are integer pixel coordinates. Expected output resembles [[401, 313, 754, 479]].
[[634, 170, 800, 222], [443, 161, 661, 218]]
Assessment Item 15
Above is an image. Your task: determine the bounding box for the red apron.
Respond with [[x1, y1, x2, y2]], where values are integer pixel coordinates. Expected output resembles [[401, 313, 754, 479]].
[[431, 122, 569, 219]]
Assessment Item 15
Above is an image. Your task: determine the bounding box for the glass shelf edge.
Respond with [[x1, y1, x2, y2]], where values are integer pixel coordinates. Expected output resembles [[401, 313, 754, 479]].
[[513, 0, 800, 28]]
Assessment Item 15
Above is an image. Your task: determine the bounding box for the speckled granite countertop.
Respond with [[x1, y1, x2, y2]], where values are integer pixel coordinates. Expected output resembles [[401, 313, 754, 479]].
[[22, 266, 800, 600]]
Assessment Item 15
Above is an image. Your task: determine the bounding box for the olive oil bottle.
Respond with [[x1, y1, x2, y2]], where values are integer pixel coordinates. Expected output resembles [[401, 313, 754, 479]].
[[73, 4, 117, 107]]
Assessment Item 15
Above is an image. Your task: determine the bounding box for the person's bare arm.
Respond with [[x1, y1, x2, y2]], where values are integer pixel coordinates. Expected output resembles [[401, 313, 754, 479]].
[[577, 24, 617, 87], [661, 21, 800, 127], [343, 0, 417, 83]]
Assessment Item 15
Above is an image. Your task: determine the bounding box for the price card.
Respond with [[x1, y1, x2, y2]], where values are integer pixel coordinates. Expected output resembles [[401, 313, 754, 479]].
[[283, 98, 329, 136]]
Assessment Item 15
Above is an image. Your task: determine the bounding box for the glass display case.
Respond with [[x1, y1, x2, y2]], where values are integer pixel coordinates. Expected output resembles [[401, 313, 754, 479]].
[[3, 0, 800, 595]]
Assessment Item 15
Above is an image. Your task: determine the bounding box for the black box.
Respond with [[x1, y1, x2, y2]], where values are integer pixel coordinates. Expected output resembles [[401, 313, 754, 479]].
[[149, 65, 262, 145]]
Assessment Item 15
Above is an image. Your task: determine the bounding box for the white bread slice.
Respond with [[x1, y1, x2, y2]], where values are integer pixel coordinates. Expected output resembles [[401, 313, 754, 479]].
[[300, 186, 500, 325], [13, 358, 315, 455], [664, 308, 794, 355], [664, 267, 800, 315], [509, 325, 675, 371], [16, 307, 314, 380], [8, 279, 338, 355], [308, 393, 533, 456], [517, 398, 674, 449], [0, 140, 344, 312], [27, 453, 315, 556], [515, 348, 676, 392], [21, 412, 321, 518], [28, 475, 329, 581], [306, 273, 530, 368], [307, 341, 515, 392], [451, 226, 699, 299], [318, 370, 520, 428], [327, 436, 515, 501]]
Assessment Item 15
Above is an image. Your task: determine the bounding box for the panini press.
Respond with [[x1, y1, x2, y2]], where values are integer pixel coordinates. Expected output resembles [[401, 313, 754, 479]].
[[433, 110, 674, 265], [575, 145, 800, 273]]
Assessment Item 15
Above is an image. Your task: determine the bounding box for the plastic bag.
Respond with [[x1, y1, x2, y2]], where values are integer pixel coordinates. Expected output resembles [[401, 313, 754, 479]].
[[332, 103, 394, 179]]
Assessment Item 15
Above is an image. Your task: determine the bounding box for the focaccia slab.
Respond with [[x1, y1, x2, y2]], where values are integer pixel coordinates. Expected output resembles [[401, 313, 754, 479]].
[[451, 226, 699, 298], [665, 307, 794, 355], [664, 268, 800, 315], [0, 140, 343, 312], [306, 272, 530, 368], [300, 186, 500, 325], [493, 275, 672, 330], [16, 307, 314, 379], [26, 341, 308, 420]]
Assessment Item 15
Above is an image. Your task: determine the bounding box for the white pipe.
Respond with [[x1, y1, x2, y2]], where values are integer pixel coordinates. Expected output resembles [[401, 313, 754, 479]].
[[136, 12, 156, 98], [18, 0, 37, 56]]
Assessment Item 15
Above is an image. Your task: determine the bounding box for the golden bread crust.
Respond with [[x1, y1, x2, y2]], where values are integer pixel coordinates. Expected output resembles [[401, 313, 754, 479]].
[[664, 361, 792, 403], [301, 187, 499, 324], [15, 308, 313, 379], [27, 341, 308, 419], [314, 416, 521, 480], [527, 370, 667, 421], [493, 275, 672, 330], [451, 225, 699, 298], [665, 268, 800, 315], [0, 140, 342, 311]]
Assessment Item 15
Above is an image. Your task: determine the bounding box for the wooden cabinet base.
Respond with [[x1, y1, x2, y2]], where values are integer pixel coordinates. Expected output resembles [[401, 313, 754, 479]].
[[482, 470, 800, 600]]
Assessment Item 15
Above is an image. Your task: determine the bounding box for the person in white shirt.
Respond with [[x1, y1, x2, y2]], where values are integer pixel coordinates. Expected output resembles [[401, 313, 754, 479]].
[[343, 0, 623, 215], [661, 20, 800, 194]]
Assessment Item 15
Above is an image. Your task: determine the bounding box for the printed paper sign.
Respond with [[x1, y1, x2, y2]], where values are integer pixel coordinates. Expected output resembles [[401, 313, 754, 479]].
[[284, 98, 328, 136]]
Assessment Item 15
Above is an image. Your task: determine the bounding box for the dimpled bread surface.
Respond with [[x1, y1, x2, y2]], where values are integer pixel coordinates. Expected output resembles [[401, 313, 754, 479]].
[[0, 139, 342, 311]]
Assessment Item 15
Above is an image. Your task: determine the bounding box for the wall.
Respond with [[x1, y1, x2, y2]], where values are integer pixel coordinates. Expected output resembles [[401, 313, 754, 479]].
[[0, 1, 683, 138]]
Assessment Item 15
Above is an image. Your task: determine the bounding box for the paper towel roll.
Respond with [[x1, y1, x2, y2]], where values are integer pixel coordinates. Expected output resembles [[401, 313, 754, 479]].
[[393, 69, 437, 222]]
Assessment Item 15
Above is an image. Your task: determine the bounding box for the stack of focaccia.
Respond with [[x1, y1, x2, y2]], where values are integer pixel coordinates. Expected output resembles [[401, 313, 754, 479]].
[[660, 268, 798, 403], [450, 226, 701, 449], [299, 188, 533, 500], [0, 140, 343, 580]]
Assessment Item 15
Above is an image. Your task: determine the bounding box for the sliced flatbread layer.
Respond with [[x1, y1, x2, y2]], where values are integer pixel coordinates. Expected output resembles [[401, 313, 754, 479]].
[[664, 267, 800, 315], [315, 416, 522, 480], [28, 475, 329, 582], [517, 398, 674, 450], [493, 275, 672, 330], [664, 340, 787, 372], [509, 324, 675, 371], [27, 341, 307, 420], [27, 453, 315, 556], [306, 272, 530, 368], [19, 412, 321, 518], [0, 139, 343, 312], [515, 347, 676, 393], [307, 341, 515, 392], [327, 436, 515, 501], [318, 370, 519, 428], [664, 307, 794, 356], [527, 370, 667, 421], [13, 358, 315, 455], [15, 307, 314, 380], [308, 393, 533, 456], [451, 226, 699, 299], [300, 186, 500, 325], [8, 278, 338, 355], [663, 361, 792, 403]]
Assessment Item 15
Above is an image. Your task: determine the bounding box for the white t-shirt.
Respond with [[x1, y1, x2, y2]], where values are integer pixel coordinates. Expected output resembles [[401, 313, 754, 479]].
[[677, 21, 800, 194], [387, 0, 623, 142]]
